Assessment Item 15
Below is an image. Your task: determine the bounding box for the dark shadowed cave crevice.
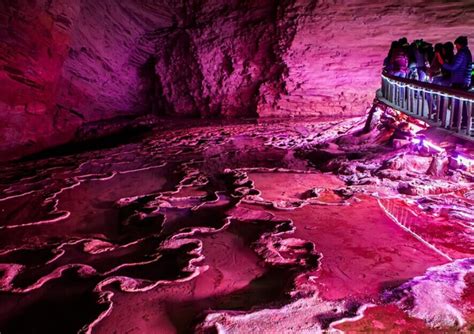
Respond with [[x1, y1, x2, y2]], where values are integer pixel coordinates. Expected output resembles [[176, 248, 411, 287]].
[[133, 0, 307, 119], [156, 29, 210, 117]]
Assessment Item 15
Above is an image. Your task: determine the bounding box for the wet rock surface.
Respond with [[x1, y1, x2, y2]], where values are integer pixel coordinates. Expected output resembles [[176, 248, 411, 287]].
[[0, 114, 473, 333]]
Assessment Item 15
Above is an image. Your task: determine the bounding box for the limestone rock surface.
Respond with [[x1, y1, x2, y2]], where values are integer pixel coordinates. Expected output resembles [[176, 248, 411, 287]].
[[1, 0, 473, 159]]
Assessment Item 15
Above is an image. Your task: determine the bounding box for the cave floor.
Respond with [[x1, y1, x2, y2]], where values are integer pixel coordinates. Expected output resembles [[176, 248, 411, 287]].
[[0, 116, 473, 333]]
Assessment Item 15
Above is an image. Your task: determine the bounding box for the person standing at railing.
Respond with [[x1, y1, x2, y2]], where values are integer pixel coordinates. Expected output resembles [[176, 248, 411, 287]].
[[442, 36, 472, 90], [383, 41, 398, 72], [441, 36, 472, 127], [442, 42, 455, 67], [408, 40, 430, 82], [388, 42, 410, 78], [428, 43, 444, 80], [432, 42, 454, 87], [425, 43, 446, 118]]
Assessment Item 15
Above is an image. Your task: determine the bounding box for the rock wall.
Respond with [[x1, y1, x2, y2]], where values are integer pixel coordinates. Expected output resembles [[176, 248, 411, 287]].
[[1, 0, 474, 159], [267, 0, 474, 117]]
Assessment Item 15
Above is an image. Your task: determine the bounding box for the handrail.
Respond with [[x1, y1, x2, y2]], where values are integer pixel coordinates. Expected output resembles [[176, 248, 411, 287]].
[[379, 72, 474, 138], [382, 72, 474, 101]]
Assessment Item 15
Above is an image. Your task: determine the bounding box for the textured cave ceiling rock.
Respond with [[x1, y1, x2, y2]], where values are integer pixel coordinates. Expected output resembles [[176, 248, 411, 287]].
[[150, 0, 300, 117], [0, 0, 295, 158], [0, 0, 174, 158], [1, 0, 474, 159], [272, 0, 474, 117]]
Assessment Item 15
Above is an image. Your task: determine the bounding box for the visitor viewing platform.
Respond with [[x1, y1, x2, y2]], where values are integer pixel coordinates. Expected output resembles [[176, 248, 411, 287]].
[[378, 72, 474, 139]]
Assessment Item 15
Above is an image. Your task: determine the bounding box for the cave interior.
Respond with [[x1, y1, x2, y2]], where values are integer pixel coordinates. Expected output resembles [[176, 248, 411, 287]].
[[0, 1, 473, 333]]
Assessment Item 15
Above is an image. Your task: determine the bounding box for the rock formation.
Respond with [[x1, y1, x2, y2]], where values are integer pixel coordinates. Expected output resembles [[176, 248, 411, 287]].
[[1, 0, 474, 159], [1, 108, 473, 332]]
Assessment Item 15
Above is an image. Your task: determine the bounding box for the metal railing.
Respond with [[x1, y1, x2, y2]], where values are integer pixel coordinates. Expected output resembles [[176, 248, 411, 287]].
[[379, 72, 474, 138]]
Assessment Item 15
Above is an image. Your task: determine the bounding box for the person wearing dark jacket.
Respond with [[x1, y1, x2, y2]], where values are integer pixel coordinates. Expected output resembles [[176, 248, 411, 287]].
[[442, 36, 472, 89], [442, 36, 472, 127], [384, 41, 398, 72], [443, 42, 455, 64]]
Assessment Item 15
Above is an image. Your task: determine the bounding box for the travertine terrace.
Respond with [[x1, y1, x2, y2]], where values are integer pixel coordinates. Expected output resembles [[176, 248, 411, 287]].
[[1, 108, 473, 332]]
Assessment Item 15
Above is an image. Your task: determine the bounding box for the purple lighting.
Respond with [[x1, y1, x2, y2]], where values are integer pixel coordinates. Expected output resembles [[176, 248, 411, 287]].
[[411, 137, 444, 153], [411, 136, 474, 171]]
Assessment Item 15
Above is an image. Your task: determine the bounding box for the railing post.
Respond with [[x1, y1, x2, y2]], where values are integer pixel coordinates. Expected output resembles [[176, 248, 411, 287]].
[[407, 87, 413, 114], [416, 90, 421, 116], [393, 85, 400, 107], [420, 90, 426, 117], [386, 81, 390, 101], [386, 80, 391, 101], [398, 86, 402, 107], [456, 98, 463, 132], [404, 86, 407, 109], [435, 93, 441, 123], [398, 84, 402, 109], [441, 96, 448, 127], [412, 89, 416, 115], [381, 77, 385, 97], [390, 82, 395, 103], [400, 86, 405, 110], [467, 101, 473, 136], [382, 78, 386, 98], [449, 96, 455, 128], [427, 92, 433, 120]]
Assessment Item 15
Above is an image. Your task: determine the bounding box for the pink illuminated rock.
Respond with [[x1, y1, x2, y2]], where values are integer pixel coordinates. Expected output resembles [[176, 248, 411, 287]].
[[0, 115, 473, 332], [2, 1, 474, 159]]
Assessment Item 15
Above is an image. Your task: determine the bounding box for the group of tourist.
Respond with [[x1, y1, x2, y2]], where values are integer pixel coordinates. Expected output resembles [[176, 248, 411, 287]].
[[384, 36, 473, 91]]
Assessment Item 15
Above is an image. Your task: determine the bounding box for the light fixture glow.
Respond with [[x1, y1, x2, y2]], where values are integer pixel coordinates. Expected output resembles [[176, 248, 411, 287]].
[[411, 136, 444, 153], [411, 136, 474, 171]]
